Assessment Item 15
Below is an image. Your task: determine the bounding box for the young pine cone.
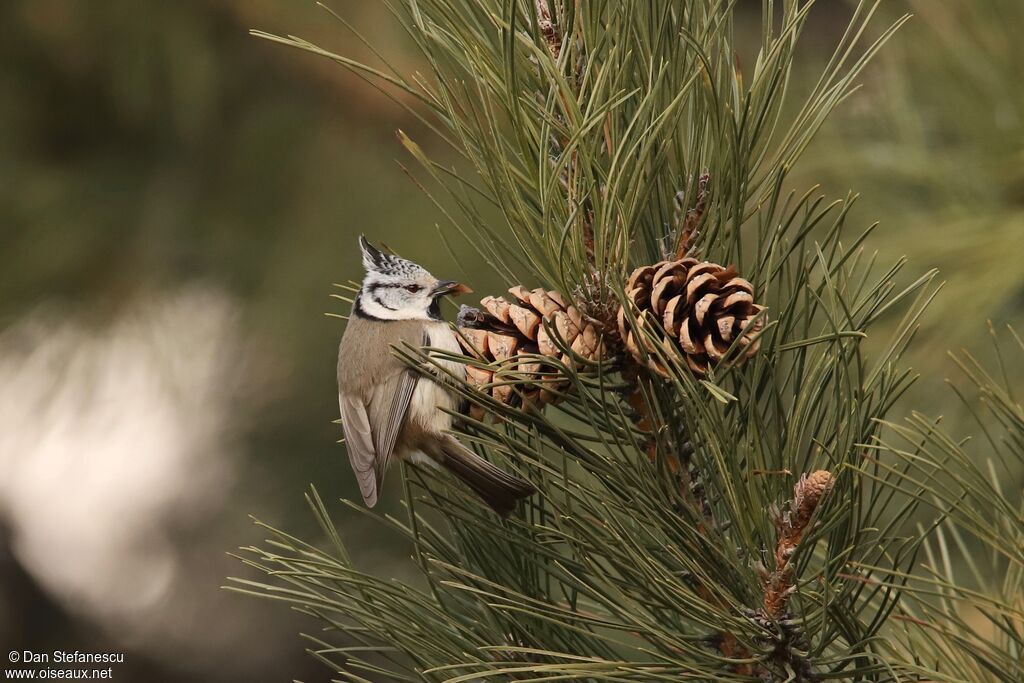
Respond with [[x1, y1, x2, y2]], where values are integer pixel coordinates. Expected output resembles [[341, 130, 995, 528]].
[[456, 286, 604, 416], [617, 258, 765, 377]]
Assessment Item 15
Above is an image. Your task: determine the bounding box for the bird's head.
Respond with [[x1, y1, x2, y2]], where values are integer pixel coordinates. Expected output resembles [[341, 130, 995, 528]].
[[355, 236, 472, 321]]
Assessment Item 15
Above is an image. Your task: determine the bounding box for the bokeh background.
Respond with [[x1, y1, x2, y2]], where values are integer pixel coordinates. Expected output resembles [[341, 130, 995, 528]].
[[1, 1, 1021, 681]]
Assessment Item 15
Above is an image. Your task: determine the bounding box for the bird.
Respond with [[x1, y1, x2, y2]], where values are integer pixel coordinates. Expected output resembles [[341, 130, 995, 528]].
[[337, 236, 536, 516]]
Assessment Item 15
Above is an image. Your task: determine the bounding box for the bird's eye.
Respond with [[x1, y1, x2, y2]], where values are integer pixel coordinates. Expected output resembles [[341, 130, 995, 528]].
[[404, 284, 422, 293]]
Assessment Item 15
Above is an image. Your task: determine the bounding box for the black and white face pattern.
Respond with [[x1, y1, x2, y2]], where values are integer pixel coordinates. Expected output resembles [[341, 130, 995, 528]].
[[355, 236, 446, 321]]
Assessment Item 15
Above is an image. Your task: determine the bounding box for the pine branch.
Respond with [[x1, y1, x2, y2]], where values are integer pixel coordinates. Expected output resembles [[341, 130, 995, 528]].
[[221, 4, 998, 682]]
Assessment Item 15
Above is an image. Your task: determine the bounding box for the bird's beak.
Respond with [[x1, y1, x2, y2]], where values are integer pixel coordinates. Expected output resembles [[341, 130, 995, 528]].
[[432, 280, 473, 297]]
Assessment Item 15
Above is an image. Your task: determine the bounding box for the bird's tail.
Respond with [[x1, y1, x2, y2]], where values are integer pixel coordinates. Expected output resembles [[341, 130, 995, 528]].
[[436, 435, 535, 516]]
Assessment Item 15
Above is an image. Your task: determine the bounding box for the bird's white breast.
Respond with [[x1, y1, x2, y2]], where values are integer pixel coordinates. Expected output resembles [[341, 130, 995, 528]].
[[409, 322, 465, 433]]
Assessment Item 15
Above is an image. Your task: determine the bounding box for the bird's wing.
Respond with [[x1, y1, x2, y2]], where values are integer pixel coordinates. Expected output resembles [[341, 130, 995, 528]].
[[370, 368, 418, 486], [339, 327, 427, 506], [339, 393, 379, 507]]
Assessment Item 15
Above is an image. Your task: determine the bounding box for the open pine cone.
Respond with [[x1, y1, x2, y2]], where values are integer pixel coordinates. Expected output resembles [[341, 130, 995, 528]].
[[617, 258, 765, 377], [456, 286, 604, 416]]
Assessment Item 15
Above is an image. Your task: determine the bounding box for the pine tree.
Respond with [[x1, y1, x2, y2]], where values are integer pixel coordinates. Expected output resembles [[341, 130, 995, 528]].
[[228, 2, 1022, 680]]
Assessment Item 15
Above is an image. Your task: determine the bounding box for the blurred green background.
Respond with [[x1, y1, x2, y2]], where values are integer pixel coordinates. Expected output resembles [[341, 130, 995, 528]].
[[0, 1, 1020, 681]]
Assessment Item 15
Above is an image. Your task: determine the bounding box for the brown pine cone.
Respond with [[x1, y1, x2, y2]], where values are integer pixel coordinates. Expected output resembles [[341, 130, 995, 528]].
[[456, 286, 604, 417], [617, 258, 765, 377]]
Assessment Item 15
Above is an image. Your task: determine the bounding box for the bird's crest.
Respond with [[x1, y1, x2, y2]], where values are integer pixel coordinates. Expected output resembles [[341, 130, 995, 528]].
[[359, 235, 422, 278]]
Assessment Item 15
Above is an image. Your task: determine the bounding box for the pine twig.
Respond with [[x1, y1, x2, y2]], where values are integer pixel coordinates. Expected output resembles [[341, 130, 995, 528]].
[[534, 0, 595, 268], [673, 172, 711, 259], [763, 470, 834, 619], [619, 366, 754, 671], [534, 0, 562, 62], [754, 470, 835, 681], [619, 367, 712, 525]]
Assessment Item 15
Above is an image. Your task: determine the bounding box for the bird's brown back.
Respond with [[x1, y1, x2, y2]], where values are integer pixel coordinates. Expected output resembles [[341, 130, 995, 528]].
[[337, 314, 425, 398]]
